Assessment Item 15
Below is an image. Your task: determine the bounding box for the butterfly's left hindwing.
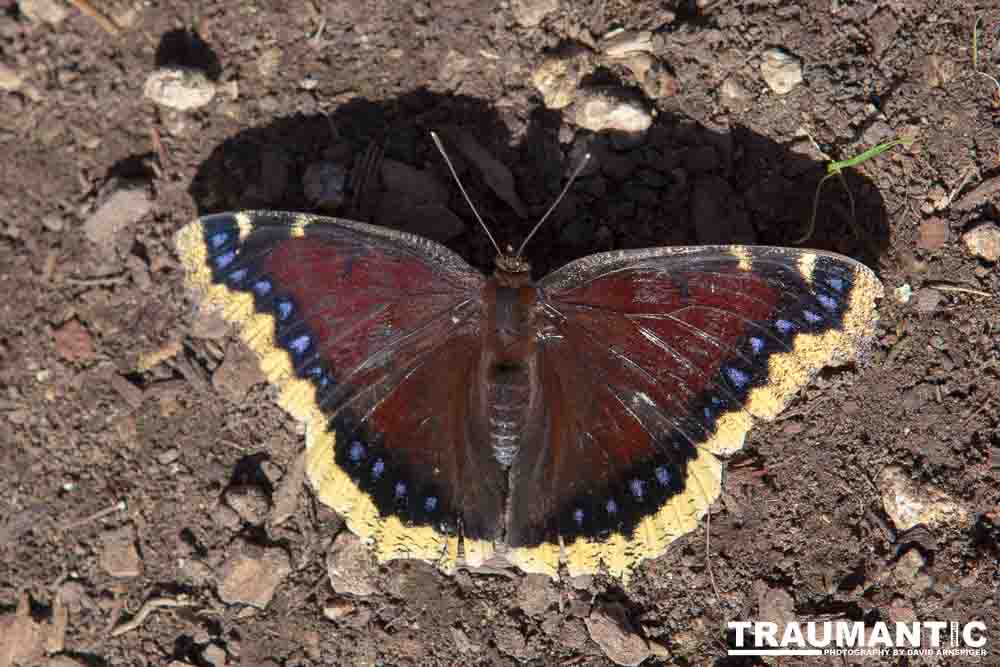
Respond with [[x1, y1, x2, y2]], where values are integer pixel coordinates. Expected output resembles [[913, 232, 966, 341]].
[[175, 211, 504, 571], [507, 246, 882, 581]]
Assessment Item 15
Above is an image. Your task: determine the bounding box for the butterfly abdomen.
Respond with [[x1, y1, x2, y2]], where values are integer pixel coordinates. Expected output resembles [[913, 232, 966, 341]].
[[482, 279, 543, 469], [486, 365, 531, 467]]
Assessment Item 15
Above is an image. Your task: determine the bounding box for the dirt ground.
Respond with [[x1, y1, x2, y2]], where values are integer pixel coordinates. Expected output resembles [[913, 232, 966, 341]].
[[2, 0, 1000, 665]]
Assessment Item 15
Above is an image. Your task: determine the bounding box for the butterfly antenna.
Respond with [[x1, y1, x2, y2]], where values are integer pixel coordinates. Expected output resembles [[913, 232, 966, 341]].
[[430, 131, 502, 257], [516, 152, 591, 258]]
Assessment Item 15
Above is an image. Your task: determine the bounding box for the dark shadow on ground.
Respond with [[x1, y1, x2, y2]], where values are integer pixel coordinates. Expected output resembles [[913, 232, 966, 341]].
[[188, 88, 889, 279]]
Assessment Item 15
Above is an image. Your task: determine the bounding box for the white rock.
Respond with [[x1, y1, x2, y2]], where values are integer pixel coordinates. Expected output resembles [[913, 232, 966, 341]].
[[962, 222, 1000, 262], [143, 67, 216, 111], [532, 50, 592, 110], [18, 0, 68, 24], [760, 48, 803, 95], [573, 89, 652, 135], [879, 465, 970, 531], [719, 77, 753, 110], [512, 0, 559, 27], [0, 63, 23, 91], [601, 30, 654, 57]]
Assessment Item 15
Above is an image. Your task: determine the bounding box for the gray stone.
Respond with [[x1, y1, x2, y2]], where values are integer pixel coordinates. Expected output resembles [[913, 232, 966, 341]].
[[585, 604, 650, 666], [99, 525, 143, 578], [217, 542, 291, 608], [326, 532, 378, 596], [83, 182, 153, 254]]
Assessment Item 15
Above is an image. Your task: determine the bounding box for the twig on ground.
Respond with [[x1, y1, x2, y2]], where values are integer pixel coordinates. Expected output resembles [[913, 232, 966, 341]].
[[924, 283, 992, 298], [110, 596, 191, 637], [939, 166, 978, 211], [66, 0, 122, 36], [61, 500, 127, 531]]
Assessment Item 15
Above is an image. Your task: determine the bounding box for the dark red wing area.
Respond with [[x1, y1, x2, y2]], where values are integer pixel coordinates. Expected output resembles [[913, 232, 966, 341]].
[[509, 246, 871, 547], [194, 211, 504, 539]]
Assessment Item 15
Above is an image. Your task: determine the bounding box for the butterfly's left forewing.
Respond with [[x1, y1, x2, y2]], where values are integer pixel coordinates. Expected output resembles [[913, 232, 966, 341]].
[[175, 211, 505, 571], [507, 246, 882, 581]]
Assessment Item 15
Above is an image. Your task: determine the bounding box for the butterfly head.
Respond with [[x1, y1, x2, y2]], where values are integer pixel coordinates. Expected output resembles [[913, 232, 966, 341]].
[[494, 250, 532, 287]]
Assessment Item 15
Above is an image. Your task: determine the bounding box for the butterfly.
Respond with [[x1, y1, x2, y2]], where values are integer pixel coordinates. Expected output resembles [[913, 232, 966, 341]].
[[174, 154, 882, 583]]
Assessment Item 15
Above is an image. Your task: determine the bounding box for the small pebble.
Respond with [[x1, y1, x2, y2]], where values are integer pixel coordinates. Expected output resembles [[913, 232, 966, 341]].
[[924, 54, 955, 89], [0, 63, 23, 91], [202, 643, 227, 667], [760, 48, 803, 95], [256, 48, 282, 78], [143, 66, 217, 111], [719, 76, 753, 110], [322, 599, 357, 621], [156, 448, 180, 465]]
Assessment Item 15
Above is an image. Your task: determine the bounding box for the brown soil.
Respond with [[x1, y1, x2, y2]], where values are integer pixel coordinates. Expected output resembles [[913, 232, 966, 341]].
[[2, 1, 999, 666]]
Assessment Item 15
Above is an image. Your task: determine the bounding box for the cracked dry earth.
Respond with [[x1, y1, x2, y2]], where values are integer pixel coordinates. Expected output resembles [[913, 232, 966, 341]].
[[2, 0, 1000, 666]]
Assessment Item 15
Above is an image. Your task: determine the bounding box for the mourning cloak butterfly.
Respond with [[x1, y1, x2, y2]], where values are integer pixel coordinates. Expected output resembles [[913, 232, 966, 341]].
[[175, 193, 881, 582]]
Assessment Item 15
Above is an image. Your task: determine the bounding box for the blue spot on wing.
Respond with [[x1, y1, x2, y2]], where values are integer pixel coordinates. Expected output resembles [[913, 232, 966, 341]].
[[209, 231, 229, 249], [725, 366, 750, 388], [817, 293, 838, 312], [289, 334, 311, 355], [214, 250, 235, 269]]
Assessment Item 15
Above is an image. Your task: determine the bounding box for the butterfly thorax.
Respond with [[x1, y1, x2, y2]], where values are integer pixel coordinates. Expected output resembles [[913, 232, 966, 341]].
[[482, 276, 542, 469], [494, 254, 532, 287]]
